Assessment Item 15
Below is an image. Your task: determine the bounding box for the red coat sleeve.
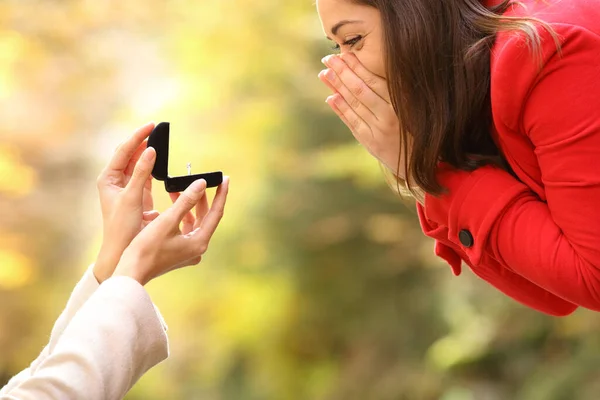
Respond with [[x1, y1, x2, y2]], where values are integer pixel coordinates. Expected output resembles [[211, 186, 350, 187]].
[[418, 23, 600, 315]]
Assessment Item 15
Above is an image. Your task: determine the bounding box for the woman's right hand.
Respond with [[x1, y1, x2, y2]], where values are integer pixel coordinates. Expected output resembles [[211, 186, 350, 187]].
[[113, 176, 230, 286], [319, 53, 406, 178]]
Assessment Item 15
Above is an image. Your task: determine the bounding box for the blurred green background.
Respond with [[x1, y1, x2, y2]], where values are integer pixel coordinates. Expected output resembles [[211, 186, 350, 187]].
[[1, 1, 600, 399]]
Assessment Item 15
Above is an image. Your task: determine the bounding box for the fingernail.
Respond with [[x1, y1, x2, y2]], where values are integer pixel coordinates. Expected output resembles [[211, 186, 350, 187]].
[[321, 55, 332, 65], [191, 179, 207, 192], [144, 147, 156, 161]]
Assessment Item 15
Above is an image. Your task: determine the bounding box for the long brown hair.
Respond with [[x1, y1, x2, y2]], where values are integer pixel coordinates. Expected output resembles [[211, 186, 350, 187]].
[[354, 0, 559, 197]]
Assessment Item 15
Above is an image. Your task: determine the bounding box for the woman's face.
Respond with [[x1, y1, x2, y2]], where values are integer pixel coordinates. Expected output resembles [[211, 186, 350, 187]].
[[316, 0, 386, 79]]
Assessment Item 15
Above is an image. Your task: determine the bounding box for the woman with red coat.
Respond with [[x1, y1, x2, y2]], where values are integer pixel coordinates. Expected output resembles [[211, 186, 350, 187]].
[[317, 0, 600, 316]]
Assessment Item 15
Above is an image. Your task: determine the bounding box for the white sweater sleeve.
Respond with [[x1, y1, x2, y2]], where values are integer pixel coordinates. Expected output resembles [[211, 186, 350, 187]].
[[1, 266, 103, 394], [0, 269, 169, 400]]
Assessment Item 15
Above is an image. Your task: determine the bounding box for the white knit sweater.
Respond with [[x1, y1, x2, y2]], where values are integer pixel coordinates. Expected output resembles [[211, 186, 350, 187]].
[[0, 266, 169, 400]]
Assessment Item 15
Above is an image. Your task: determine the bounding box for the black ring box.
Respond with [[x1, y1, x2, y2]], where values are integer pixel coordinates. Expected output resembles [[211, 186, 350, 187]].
[[147, 122, 223, 192]]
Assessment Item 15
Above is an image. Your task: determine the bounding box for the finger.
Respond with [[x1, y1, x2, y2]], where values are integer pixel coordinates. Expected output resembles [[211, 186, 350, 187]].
[[322, 55, 386, 117], [124, 139, 149, 179], [143, 210, 160, 220], [327, 97, 355, 133], [325, 93, 369, 139], [162, 179, 207, 226], [108, 122, 155, 173], [318, 69, 338, 94], [194, 176, 230, 244], [124, 147, 156, 201], [182, 214, 194, 235], [321, 66, 378, 122], [142, 176, 153, 212], [169, 192, 195, 234], [338, 52, 391, 103], [193, 193, 210, 230], [142, 210, 160, 227]]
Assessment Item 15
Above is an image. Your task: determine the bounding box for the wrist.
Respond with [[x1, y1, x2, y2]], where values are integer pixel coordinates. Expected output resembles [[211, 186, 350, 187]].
[[94, 244, 123, 283], [114, 249, 149, 286]]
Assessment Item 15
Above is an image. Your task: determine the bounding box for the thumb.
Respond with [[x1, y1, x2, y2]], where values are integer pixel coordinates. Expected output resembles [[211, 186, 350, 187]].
[[162, 179, 207, 226], [125, 147, 156, 200]]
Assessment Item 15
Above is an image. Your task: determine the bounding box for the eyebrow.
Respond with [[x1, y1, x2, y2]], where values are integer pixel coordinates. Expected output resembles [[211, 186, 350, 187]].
[[326, 20, 363, 39]]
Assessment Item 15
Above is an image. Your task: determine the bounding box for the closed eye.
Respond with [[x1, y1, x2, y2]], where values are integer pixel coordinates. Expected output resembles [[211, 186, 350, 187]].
[[330, 36, 363, 51]]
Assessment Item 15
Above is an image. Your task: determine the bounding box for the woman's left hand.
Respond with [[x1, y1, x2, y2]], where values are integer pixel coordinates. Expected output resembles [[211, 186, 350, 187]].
[[318, 53, 405, 177], [94, 122, 160, 283]]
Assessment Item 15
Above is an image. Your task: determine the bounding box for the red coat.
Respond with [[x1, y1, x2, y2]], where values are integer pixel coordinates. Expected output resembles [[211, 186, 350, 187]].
[[418, 0, 600, 316]]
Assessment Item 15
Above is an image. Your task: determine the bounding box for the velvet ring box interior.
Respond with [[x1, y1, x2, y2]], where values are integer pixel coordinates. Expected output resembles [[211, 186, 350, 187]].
[[147, 122, 223, 193]]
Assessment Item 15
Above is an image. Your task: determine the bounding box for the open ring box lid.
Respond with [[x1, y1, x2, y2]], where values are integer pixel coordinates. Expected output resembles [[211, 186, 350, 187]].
[[147, 122, 223, 193]]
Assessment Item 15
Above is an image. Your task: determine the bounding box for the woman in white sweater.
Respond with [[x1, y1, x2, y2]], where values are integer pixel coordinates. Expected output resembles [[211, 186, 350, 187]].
[[0, 122, 230, 400]]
